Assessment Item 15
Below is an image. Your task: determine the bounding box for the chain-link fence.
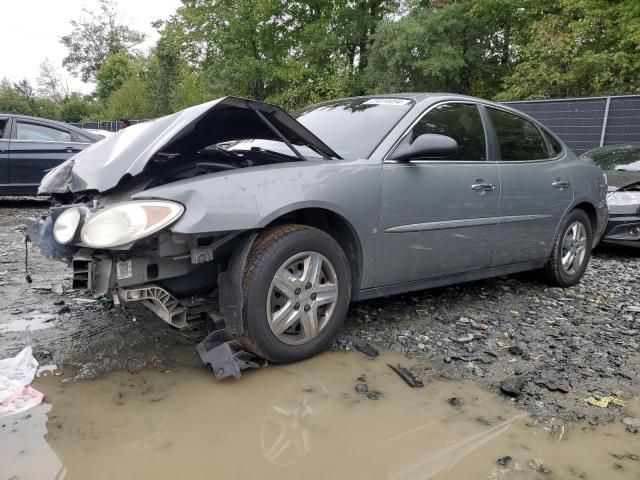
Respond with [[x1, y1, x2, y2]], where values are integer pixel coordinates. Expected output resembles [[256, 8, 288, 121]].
[[503, 94, 640, 155], [71, 94, 640, 155], [68, 119, 148, 133]]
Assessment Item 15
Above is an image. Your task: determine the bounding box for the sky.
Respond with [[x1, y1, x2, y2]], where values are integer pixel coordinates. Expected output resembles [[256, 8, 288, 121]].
[[1, 0, 181, 94]]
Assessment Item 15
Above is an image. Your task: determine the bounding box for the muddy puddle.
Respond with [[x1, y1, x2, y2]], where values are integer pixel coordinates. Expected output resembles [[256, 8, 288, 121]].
[[2, 350, 639, 480]]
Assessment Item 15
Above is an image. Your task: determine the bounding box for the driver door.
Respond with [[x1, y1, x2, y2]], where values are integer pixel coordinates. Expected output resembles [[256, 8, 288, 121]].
[[376, 102, 500, 287]]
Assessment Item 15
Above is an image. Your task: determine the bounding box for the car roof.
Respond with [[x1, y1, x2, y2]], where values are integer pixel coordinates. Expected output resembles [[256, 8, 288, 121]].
[[310, 92, 539, 116], [0, 113, 103, 141]]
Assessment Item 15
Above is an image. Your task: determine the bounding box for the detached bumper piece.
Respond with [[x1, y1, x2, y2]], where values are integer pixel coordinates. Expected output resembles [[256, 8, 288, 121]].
[[118, 285, 188, 329], [196, 329, 263, 380]]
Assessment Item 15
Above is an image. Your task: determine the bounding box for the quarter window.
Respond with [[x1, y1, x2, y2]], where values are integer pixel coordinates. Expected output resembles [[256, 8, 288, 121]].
[[16, 122, 72, 142], [409, 103, 486, 161], [542, 129, 563, 156], [487, 108, 549, 161]]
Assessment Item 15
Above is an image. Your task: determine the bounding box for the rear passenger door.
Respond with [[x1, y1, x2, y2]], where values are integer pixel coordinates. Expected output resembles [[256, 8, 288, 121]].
[[0, 117, 9, 190], [8, 119, 85, 190], [486, 107, 574, 265]]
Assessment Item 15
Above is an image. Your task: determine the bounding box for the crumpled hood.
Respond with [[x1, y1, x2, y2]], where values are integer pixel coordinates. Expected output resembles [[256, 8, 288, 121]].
[[39, 96, 339, 194]]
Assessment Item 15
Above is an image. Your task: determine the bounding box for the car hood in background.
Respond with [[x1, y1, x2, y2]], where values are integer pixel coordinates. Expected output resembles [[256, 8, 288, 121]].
[[39, 96, 339, 194]]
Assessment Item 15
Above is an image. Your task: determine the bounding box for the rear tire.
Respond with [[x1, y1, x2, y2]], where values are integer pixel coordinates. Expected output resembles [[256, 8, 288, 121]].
[[542, 209, 592, 287], [241, 224, 351, 363]]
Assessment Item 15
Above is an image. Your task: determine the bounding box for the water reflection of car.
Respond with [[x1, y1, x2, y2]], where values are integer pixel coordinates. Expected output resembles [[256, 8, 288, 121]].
[[0, 114, 102, 196], [581, 145, 640, 247]]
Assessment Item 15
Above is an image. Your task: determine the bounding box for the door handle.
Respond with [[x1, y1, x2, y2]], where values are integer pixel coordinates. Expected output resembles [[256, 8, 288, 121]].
[[471, 181, 495, 192], [552, 180, 570, 190], [64, 147, 81, 153]]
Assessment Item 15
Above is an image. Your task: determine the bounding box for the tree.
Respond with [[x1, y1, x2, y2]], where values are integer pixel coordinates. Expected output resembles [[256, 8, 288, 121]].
[[60, 0, 145, 82], [60, 93, 93, 122], [498, 0, 640, 99], [96, 52, 136, 101], [37, 58, 68, 103], [144, 32, 185, 116]]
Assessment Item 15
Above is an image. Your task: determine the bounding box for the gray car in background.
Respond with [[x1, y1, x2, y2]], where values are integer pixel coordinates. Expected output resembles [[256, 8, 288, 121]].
[[30, 93, 607, 366]]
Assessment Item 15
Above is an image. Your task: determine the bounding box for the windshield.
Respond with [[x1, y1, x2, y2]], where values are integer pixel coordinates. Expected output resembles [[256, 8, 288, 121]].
[[582, 145, 640, 187], [216, 139, 324, 159], [293, 97, 414, 159]]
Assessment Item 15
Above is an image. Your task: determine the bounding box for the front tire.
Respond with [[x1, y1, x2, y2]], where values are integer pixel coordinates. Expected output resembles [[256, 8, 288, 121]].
[[542, 209, 592, 287], [241, 224, 351, 363]]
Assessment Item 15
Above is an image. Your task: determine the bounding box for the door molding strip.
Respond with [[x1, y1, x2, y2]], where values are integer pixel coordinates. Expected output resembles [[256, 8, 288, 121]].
[[385, 214, 551, 233]]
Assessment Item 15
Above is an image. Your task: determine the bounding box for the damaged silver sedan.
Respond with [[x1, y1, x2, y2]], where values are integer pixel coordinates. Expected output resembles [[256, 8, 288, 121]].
[[29, 94, 607, 373]]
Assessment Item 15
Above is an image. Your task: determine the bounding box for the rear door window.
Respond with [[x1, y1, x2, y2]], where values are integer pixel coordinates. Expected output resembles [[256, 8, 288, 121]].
[[0, 119, 7, 139], [408, 103, 486, 161], [487, 108, 550, 161], [16, 122, 72, 142]]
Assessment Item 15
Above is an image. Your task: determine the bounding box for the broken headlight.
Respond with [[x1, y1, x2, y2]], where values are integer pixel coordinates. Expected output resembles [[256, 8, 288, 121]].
[[80, 201, 184, 249], [607, 191, 640, 207], [53, 207, 82, 244]]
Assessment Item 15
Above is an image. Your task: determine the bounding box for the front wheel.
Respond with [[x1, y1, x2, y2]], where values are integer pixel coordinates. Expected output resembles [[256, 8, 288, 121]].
[[241, 224, 351, 363], [542, 209, 592, 287]]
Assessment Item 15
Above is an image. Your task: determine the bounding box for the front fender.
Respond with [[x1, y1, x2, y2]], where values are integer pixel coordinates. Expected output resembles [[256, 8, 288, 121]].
[[132, 160, 382, 288]]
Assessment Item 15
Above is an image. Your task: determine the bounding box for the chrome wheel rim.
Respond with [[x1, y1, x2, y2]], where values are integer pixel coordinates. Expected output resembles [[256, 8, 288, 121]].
[[266, 251, 338, 346], [561, 221, 588, 275]]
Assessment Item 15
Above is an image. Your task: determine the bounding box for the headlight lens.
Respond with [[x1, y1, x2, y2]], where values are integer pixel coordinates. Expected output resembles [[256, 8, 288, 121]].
[[81, 201, 184, 248], [53, 207, 82, 244], [607, 191, 640, 206]]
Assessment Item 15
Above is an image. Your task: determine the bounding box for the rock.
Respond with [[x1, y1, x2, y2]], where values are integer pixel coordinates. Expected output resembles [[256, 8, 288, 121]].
[[497, 456, 512, 466], [455, 333, 474, 344], [355, 383, 368, 395], [626, 425, 638, 434], [476, 416, 492, 426], [57, 305, 71, 314], [528, 458, 552, 475], [354, 343, 379, 358], [500, 377, 526, 397], [366, 391, 383, 400], [508, 345, 523, 356], [622, 417, 640, 428], [447, 397, 463, 407], [53, 300, 65, 306]]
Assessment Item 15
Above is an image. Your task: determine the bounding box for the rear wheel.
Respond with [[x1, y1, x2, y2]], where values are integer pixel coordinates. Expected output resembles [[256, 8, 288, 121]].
[[241, 225, 351, 363], [542, 209, 592, 287]]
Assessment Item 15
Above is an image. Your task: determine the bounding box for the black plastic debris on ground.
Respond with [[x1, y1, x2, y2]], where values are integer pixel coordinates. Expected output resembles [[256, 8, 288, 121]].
[[354, 343, 379, 358], [388, 364, 424, 388]]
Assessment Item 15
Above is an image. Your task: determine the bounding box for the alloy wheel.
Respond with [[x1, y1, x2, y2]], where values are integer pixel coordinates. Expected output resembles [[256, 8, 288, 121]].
[[561, 221, 588, 275], [266, 251, 339, 345]]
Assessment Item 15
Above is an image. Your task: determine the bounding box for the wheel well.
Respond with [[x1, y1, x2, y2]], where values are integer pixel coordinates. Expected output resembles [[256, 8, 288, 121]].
[[265, 208, 363, 294], [573, 202, 597, 233]]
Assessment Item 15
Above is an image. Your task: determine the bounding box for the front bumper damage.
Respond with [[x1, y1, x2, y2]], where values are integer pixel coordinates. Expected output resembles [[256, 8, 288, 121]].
[[27, 210, 263, 379]]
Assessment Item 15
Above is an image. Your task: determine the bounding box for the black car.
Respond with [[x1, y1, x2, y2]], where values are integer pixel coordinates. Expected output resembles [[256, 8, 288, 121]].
[[581, 145, 640, 247], [0, 114, 103, 196]]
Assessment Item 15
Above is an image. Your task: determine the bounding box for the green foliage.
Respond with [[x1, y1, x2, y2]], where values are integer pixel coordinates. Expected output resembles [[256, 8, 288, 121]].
[[102, 75, 153, 119], [60, 0, 145, 82], [497, 0, 640, 99], [60, 94, 93, 122], [6, 0, 639, 126], [96, 52, 136, 101]]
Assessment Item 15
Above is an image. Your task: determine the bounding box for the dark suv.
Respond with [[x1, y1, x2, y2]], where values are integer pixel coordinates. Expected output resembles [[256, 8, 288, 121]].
[[0, 114, 102, 196]]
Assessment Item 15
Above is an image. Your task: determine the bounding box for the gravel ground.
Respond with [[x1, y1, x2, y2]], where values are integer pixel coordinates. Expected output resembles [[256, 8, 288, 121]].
[[1, 198, 639, 425]]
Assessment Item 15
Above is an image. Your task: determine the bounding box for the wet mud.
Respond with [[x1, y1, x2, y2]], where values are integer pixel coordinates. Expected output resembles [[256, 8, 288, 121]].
[[2, 350, 639, 480]]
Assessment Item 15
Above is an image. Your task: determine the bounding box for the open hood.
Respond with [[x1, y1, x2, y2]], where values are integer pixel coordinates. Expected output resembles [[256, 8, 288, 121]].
[[39, 96, 340, 194]]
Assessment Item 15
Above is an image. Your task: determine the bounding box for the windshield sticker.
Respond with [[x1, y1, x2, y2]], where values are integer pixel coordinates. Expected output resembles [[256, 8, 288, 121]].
[[362, 98, 411, 106]]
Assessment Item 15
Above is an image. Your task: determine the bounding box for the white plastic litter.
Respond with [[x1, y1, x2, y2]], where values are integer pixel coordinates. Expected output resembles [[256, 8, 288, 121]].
[[0, 346, 43, 417]]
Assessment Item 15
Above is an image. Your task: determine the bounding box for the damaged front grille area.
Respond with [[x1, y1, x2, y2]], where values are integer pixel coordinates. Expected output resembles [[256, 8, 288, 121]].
[[72, 256, 91, 290], [118, 285, 188, 329]]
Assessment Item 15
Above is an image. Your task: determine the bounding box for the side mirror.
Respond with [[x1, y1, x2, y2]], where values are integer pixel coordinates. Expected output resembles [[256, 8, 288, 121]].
[[390, 133, 458, 162]]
